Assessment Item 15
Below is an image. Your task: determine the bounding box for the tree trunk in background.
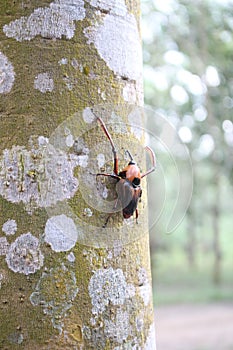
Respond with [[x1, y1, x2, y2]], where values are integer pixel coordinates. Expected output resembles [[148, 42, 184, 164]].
[[0, 1, 156, 349], [212, 172, 222, 285]]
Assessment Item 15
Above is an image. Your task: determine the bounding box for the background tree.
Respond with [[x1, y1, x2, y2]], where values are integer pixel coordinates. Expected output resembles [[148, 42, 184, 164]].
[[142, 0, 233, 294], [0, 1, 156, 348]]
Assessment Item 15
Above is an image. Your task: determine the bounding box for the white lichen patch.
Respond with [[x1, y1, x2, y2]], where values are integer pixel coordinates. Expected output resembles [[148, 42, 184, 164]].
[[82, 107, 95, 124], [83, 207, 93, 217], [145, 323, 156, 350], [30, 264, 79, 332], [113, 240, 123, 257], [59, 57, 68, 65], [5, 233, 44, 275], [138, 267, 148, 286], [72, 154, 89, 168], [0, 237, 10, 256], [34, 73, 54, 93], [138, 268, 152, 306], [0, 51, 15, 94], [2, 219, 17, 235], [44, 214, 78, 252], [88, 267, 135, 315], [139, 283, 152, 306], [0, 139, 79, 210], [128, 109, 143, 140], [97, 153, 105, 168], [66, 134, 74, 147], [38, 135, 49, 146], [73, 137, 90, 155], [84, 13, 142, 80], [107, 240, 123, 259], [104, 309, 130, 344], [123, 83, 137, 104], [3, 0, 86, 41], [87, 0, 127, 16], [109, 112, 128, 134], [0, 273, 3, 288], [63, 75, 77, 91]]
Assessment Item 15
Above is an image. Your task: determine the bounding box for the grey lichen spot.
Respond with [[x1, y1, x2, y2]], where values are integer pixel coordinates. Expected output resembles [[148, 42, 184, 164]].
[[8, 332, 24, 345], [3, 0, 86, 41], [84, 13, 142, 80], [71, 58, 83, 71], [96, 181, 108, 200], [2, 219, 17, 235], [87, 0, 127, 16], [30, 264, 79, 333], [0, 138, 79, 211], [66, 134, 74, 147], [0, 237, 10, 256], [97, 153, 105, 168], [104, 309, 130, 344], [6, 233, 44, 275], [0, 51, 15, 94], [82, 107, 95, 124], [136, 316, 144, 332], [67, 251, 75, 262], [34, 72, 54, 93], [88, 267, 135, 315], [44, 214, 79, 252], [145, 323, 156, 350]]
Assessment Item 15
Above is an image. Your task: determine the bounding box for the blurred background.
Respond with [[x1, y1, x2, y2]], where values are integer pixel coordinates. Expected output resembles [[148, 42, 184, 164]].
[[141, 0, 233, 349]]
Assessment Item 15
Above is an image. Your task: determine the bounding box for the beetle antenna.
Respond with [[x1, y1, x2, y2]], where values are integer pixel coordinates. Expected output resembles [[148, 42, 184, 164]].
[[91, 110, 119, 175], [91, 111, 116, 152], [125, 150, 134, 162], [141, 146, 156, 178]]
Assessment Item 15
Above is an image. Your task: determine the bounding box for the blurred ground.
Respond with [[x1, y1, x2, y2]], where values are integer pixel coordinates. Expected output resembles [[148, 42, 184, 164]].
[[155, 303, 233, 350]]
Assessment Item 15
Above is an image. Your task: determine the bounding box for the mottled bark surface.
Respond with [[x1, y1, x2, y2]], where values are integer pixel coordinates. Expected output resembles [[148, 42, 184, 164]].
[[0, 1, 155, 349]]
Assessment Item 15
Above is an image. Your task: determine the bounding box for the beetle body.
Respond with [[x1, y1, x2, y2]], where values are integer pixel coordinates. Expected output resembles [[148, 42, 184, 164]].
[[94, 113, 156, 227], [116, 178, 142, 219]]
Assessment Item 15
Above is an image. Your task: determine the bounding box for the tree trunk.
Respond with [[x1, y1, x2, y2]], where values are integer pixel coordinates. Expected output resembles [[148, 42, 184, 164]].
[[0, 1, 156, 349], [212, 172, 222, 285]]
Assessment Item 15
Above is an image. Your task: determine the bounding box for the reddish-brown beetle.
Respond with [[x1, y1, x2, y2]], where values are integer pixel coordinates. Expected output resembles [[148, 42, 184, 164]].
[[95, 114, 156, 227]]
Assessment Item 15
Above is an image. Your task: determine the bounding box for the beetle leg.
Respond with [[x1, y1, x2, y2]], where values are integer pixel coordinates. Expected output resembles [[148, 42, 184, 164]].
[[96, 173, 121, 181], [103, 214, 112, 228], [92, 112, 119, 175], [141, 146, 156, 178], [135, 208, 139, 224]]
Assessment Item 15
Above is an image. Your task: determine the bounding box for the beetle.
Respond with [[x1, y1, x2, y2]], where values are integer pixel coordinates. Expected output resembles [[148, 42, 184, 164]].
[[94, 114, 156, 227]]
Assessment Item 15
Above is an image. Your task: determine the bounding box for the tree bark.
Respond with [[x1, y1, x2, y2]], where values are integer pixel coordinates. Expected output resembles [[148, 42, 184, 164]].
[[0, 1, 156, 349]]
